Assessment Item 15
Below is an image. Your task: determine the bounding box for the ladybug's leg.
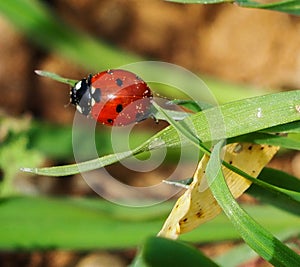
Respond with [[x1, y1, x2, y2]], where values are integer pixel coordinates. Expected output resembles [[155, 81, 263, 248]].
[[150, 114, 159, 124], [135, 112, 149, 123]]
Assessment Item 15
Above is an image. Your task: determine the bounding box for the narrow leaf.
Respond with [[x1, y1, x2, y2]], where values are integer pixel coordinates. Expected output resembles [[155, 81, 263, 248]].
[[207, 141, 300, 266], [22, 90, 300, 176], [246, 168, 300, 215], [167, 0, 300, 16], [35, 70, 77, 86], [237, 0, 300, 16], [1, 197, 299, 249], [141, 237, 219, 267]]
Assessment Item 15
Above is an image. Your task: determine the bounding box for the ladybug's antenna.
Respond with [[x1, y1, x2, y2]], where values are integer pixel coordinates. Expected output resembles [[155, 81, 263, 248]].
[[35, 70, 78, 87]]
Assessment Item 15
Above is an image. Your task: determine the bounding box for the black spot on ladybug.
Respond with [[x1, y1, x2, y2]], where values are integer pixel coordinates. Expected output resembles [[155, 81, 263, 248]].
[[116, 104, 123, 113], [115, 78, 123, 87], [229, 160, 233, 164], [248, 145, 253, 150], [107, 119, 113, 124], [260, 146, 265, 150], [93, 88, 101, 103], [182, 218, 188, 222]]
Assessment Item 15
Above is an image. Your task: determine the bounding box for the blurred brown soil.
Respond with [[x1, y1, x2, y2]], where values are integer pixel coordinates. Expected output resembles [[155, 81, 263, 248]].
[[1, 1, 300, 120]]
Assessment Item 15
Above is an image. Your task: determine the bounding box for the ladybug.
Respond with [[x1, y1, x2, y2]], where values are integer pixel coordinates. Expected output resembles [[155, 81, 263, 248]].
[[70, 69, 153, 126]]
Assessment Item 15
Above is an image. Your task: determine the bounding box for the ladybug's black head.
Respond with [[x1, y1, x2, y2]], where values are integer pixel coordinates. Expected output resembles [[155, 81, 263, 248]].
[[70, 75, 92, 116]]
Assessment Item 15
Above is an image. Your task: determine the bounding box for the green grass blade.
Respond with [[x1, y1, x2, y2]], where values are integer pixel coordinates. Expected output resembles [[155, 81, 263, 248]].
[[167, 0, 300, 15], [21, 149, 134, 176], [247, 184, 300, 216], [215, 229, 300, 266], [0, 197, 166, 249], [258, 168, 300, 192], [140, 237, 219, 267], [264, 121, 300, 134], [207, 141, 300, 266], [35, 70, 78, 86], [21, 90, 300, 176], [167, 0, 232, 3], [246, 168, 300, 215], [151, 102, 211, 154], [237, 0, 300, 16], [0, 197, 299, 249], [229, 132, 300, 150], [257, 134, 300, 150]]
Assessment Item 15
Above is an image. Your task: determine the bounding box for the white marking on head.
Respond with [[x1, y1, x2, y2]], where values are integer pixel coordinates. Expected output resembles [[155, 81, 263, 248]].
[[75, 81, 82, 90]]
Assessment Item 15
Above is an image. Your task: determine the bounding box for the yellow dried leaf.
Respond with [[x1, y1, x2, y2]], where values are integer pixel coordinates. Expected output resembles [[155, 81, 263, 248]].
[[158, 143, 279, 239]]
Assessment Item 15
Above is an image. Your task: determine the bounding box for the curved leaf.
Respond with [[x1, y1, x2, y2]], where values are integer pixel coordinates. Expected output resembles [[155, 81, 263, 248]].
[[140, 237, 219, 267], [207, 141, 300, 266], [167, 0, 300, 16], [22, 90, 300, 176]]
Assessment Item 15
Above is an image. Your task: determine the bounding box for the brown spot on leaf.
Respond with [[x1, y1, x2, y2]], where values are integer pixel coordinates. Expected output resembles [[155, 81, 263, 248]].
[[196, 211, 203, 218]]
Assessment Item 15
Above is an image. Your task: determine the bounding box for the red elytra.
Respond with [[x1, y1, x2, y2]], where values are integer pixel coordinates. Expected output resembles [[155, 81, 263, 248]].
[[70, 69, 153, 126]]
